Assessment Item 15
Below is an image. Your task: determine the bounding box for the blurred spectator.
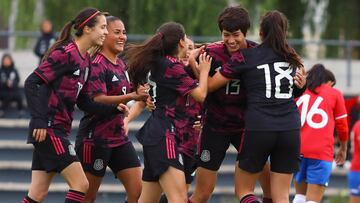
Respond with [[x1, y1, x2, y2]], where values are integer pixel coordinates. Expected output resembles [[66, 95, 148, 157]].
[[33, 19, 56, 64], [345, 95, 360, 131], [0, 53, 24, 117]]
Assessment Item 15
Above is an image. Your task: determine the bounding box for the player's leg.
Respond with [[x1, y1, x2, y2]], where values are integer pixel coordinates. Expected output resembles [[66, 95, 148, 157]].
[[141, 139, 186, 203], [270, 130, 300, 203], [75, 142, 112, 203], [139, 181, 163, 203], [82, 173, 103, 203], [191, 125, 231, 203], [270, 172, 293, 203], [58, 138, 89, 203], [293, 157, 308, 203], [259, 162, 272, 203], [25, 170, 56, 202], [293, 181, 307, 203], [191, 167, 218, 203], [24, 136, 60, 202], [111, 142, 142, 203], [233, 131, 271, 202], [304, 159, 332, 202], [61, 162, 89, 203], [236, 130, 274, 202], [159, 166, 188, 203], [349, 171, 360, 203]]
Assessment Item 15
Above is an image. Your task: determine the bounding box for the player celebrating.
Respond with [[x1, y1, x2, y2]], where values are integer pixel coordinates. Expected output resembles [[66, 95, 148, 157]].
[[190, 7, 261, 203], [125, 22, 211, 203], [293, 64, 348, 203], [208, 10, 304, 203], [76, 16, 148, 203], [23, 8, 108, 203]]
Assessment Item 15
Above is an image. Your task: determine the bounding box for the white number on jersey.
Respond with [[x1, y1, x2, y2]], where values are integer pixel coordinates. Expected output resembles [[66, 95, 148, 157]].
[[225, 80, 241, 95], [147, 74, 157, 103], [296, 94, 328, 128], [257, 62, 293, 99]]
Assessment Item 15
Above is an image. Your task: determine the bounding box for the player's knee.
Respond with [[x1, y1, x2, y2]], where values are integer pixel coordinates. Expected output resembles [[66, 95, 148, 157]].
[[28, 190, 48, 202], [195, 189, 213, 203], [126, 188, 141, 202], [84, 193, 97, 203], [166, 193, 188, 203], [70, 178, 89, 193]]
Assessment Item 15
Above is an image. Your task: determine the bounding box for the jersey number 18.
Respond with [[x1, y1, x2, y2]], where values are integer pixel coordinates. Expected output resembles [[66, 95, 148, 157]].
[[257, 62, 293, 99]]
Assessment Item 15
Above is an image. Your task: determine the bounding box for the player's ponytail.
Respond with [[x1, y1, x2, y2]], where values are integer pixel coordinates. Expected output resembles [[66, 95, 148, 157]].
[[126, 22, 185, 89], [43, 7, 105, 61], [260, 10, 303, 69]]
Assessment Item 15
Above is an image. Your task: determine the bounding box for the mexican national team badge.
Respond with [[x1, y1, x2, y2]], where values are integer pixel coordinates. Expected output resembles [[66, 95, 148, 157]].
[[68, 145, 76, 156], [200, 150, 211, 162], [93, 159, 104, 171]]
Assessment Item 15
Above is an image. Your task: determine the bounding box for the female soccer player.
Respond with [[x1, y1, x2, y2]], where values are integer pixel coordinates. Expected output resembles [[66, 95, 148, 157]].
[[350, 120, 360, 203], [125, 22, 211, 203], [23, 8, 108, 203], [76, 16, 149, 203], [293, 65, 348, 203], [208, 10, 304, 203]]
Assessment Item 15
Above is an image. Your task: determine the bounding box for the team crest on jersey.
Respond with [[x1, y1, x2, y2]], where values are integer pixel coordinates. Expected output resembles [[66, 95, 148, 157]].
[[68, 145, 76, 156], [112, 75, 119, 82], [179, 153, 183, 166], [93, 159, 104, 171], [200, 150, 211, 162]]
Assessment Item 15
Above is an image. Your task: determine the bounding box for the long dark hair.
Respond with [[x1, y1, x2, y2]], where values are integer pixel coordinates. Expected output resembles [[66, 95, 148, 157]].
[[43, 7, 105, 61], [307, 64, 336, 94], [260, 10, 303, 69], [125, 22, 185, 89]]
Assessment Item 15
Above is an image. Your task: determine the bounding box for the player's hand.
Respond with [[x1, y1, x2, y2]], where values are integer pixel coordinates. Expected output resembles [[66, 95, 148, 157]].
[[198, 53, 212, 73], [146, 96, 156, 111], [335, 146, 347, 166], [32, 128, 47, 142], [117, 103, 129, 117], [189, 46, 205, 68], [189, 45, 205, 60], [134, 84, 150, 101], [294, 66, 306, 89]]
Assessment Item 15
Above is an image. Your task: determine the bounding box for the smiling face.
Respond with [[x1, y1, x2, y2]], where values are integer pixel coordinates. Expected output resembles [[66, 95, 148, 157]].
[[222, 29, 247, 54], [88, 15, 108, 46], [180, 37, 194, 65], [103, 19, 127, 54]]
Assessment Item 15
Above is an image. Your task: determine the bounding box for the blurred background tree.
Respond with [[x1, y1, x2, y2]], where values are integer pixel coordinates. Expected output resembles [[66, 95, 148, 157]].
[[0, 0, 359, 58]]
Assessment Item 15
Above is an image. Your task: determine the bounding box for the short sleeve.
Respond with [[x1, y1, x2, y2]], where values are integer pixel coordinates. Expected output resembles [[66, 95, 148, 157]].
[[34, 48, 72, 84], [163, 63, 198, 96], [219, 51, 246, 79]]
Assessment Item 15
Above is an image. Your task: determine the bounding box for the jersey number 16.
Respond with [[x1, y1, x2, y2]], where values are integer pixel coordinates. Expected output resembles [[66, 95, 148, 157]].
[[296, 94, 328, 129]]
